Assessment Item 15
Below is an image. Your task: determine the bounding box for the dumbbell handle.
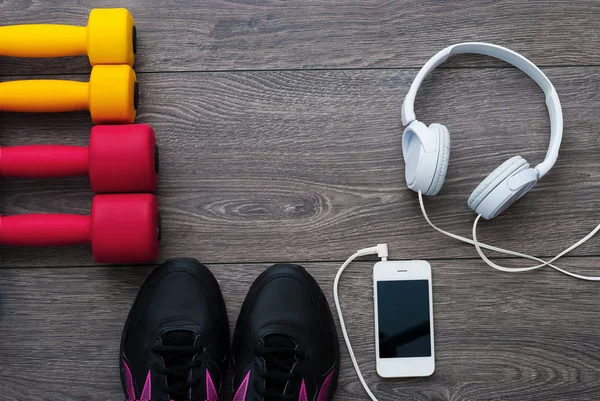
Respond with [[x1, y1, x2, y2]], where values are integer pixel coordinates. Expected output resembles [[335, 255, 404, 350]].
[[0, 145, 89, 178], [0, 25, 87, 58], [0, 214, 91, 247], [0, 80, 89, 113]]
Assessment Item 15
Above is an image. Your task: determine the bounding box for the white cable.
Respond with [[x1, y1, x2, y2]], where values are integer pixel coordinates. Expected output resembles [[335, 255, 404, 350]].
[[334, 244, 388, 401], [472, 215, 600, 280], [333, 194, 600, 401], [418, 191, 600, 281]]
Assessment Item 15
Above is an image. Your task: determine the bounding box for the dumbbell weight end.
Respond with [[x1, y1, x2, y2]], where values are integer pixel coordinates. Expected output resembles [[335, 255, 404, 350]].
[[0, 194, 160, 264], [91, 194, 160, 263], [0, 8, 135, 66]]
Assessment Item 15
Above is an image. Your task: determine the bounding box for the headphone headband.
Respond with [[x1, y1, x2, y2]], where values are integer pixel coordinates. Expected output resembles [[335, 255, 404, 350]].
[[401, 42, 563, 178]]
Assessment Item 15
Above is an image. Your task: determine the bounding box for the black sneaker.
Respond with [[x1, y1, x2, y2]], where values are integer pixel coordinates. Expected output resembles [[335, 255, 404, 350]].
[[120, 258, 230, 401], [232, 264, 340, 401]]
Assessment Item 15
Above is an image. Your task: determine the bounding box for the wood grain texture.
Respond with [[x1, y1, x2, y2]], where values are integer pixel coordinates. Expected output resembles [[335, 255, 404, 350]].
[[0, 260, 598, 401], [3, 67, 600, 266], [2, 2, 600, 400], [2, 0, 600, 75]]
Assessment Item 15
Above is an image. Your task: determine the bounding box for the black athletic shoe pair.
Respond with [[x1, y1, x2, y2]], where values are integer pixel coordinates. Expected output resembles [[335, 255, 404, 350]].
[[120, 259, 340, 401]]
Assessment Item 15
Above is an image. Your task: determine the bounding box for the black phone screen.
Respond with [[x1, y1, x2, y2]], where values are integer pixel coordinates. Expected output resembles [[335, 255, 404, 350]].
[[377, 279, 431, 358]]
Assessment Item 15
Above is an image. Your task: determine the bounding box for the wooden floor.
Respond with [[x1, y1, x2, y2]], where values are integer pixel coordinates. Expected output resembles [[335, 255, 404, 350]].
[[2, 1, 600, 400]]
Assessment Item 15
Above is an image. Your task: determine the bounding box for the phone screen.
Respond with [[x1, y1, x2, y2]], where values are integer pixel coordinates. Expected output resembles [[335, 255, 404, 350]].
[[377, 279, 431, 358]]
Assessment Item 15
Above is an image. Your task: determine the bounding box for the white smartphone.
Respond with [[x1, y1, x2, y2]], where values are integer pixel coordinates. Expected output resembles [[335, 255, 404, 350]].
[[373, 260, 435, 378]]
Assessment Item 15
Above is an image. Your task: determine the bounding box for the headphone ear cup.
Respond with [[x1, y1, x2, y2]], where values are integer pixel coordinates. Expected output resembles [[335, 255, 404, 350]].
[[402, 121, 450, 196], [468, 156, 537, 219], [468, 156, 527, 210], [428, 123, 450, 196]]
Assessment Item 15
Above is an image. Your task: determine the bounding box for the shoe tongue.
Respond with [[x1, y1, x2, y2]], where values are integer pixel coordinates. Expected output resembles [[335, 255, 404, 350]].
[[263, 334, 298, 400], [163, 330, 196, 346], [264, 334, 295, 349], [161, 330, 197, 399]]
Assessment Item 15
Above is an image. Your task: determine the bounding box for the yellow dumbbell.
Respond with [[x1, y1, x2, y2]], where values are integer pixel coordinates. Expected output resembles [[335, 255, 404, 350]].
[[0, 65, 138, 124], [0, 8, 135, 66]]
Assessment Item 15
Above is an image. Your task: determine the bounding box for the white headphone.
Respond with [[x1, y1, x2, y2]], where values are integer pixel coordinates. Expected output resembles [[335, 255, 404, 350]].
[[401, 42, 563, 219]]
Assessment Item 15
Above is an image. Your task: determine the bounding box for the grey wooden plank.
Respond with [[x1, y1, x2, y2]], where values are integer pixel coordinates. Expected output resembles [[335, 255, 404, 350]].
[[0, 259, 598, 400], [2, 67, 600, 266], [1, 0, 600, 75]]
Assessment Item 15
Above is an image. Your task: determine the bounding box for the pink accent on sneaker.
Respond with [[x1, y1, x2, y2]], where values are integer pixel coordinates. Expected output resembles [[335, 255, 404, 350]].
[[123, 361, 136, 400], [298, 379, 308, 401], [232, 371, 251, 401], [206, 368, 219, 401], [317, 371, 335, 401], [140, 371, 152, 401], [124, 368, 152, 401]]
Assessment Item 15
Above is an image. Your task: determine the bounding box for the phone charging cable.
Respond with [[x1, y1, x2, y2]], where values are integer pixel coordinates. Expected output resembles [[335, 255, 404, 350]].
[[334, 244, 388, 401]]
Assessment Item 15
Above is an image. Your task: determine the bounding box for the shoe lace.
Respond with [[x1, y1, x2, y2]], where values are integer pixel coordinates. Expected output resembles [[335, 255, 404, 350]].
[[252, 341, 306, 401], [151, 343, 206, 401]]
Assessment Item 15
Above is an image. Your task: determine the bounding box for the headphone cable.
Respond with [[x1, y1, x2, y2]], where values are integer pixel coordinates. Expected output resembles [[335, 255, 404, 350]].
[[333, 193, 600, 401], [418, 191, 600, 281]]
